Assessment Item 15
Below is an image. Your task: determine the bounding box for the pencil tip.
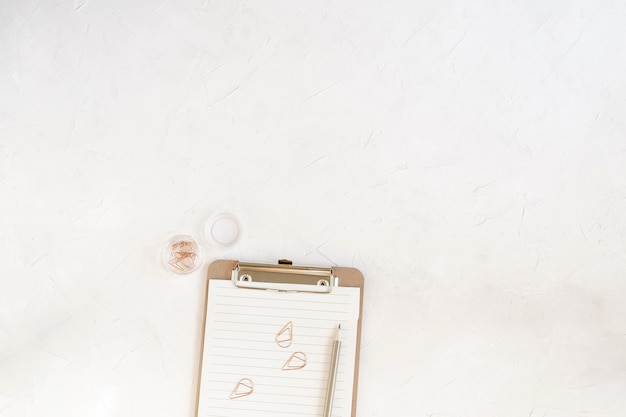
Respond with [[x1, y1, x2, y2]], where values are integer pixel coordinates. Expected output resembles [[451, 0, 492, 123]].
[[338, 323, 341, 330]]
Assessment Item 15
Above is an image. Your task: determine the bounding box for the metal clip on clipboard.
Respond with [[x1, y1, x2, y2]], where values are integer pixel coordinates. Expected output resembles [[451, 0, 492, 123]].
[[232, 262, 335, 293]]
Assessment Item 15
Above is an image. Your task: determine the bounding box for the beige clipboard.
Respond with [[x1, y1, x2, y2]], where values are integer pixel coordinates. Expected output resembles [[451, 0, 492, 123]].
[[195, 259, 364, 417]]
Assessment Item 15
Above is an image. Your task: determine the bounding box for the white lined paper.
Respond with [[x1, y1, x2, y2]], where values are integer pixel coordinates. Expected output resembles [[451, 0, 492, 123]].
[[197, 279, 360, 417]]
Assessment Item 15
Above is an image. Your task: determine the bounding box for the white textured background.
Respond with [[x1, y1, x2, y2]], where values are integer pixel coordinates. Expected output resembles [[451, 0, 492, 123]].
[[1, 1, 626, 416]]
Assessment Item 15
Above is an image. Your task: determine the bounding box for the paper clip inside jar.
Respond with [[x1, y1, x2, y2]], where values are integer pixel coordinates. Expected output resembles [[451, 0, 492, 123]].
[[163, 234, 202, 274]]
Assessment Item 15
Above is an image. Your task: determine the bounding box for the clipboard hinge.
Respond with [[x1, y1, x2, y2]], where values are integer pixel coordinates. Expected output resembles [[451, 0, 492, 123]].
[[232, 262, 335, 293]]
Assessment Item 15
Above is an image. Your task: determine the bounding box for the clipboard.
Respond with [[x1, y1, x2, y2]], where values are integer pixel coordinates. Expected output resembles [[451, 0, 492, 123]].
[[195, 259, 364, 417]]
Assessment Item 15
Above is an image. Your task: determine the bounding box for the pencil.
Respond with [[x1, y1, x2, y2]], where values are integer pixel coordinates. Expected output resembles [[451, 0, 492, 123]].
[[322, 323, 342, 417]]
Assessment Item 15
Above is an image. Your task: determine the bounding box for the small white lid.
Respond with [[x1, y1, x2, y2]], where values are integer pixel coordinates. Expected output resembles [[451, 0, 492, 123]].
[[204, 212, 243, 249]]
